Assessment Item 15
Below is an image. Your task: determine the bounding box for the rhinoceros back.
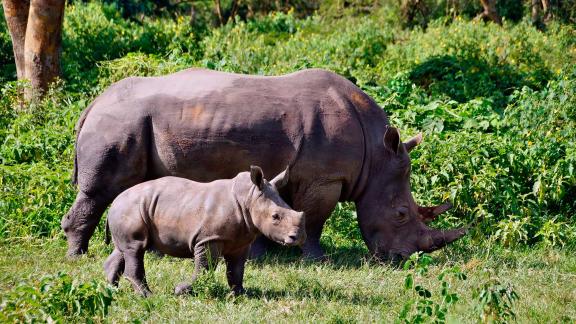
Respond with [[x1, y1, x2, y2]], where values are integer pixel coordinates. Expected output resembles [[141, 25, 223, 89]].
[[77, 68, 380, 200]]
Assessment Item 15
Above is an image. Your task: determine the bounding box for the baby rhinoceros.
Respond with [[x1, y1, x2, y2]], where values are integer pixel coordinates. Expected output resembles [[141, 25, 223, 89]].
[[103, 166, 306, 297]]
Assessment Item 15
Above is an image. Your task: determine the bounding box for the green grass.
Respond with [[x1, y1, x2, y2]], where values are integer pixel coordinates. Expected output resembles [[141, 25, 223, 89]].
[[1, 237, 574, 322]]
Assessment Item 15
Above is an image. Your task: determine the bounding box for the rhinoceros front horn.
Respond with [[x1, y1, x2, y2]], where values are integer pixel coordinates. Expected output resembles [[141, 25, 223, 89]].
[[421, 227, 467, 252]]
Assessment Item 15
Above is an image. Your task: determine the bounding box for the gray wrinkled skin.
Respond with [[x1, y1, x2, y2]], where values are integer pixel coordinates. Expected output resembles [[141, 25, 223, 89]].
[[63, 68, 466, 261], [104, 166, 306, 297]]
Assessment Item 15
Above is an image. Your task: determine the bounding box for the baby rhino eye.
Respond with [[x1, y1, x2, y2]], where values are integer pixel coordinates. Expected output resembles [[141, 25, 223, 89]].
[[272, 213, 281, 221]]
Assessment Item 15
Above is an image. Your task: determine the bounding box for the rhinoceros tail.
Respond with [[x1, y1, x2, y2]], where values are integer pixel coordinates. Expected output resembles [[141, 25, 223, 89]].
[[72, 150, 78, 186], [71, 100, 97, 186], [105, 217, 111, 245]]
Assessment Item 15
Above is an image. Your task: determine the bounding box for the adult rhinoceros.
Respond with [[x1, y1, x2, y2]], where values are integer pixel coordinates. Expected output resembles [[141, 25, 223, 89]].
[[62, 68, 467, 260]]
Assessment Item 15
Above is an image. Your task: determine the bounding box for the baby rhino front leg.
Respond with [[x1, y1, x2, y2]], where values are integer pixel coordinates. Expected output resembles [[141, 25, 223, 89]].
[[175, 244, 220, 295], [225, 249, 249, 295]]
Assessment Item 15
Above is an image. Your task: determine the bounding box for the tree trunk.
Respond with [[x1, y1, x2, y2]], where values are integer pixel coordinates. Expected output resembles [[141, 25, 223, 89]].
[[23, 0, 65, 99], [541, 0, 552, 22], [479, 0, 502, 25], [213, 0, 239, 26], [2, 0, 30, 80], [214, 0, 224, 25], [531, 0, 541, 25]]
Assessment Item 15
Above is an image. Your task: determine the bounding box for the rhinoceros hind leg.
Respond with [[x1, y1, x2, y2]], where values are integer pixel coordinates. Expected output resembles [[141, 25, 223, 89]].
[[104, 248, 125, 286], [62, 191, 112, 257], [296, 181, 342, 261], [124, 248, 151, 297]]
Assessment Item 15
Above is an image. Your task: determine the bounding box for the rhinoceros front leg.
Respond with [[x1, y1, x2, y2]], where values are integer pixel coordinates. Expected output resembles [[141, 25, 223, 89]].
[[103, 247, 125, 286], [295, 181, 342, 260], [224, 248, 249, 295], [61, 191, 112, 257], [175, 243, 221, 296]]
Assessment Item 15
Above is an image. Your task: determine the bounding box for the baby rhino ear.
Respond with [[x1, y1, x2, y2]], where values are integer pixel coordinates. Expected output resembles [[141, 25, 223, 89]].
[[250, 165, 264, 189]]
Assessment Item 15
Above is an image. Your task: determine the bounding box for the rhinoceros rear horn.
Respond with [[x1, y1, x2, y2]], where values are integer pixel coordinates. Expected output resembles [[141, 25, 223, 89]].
[[270, 166, 290, 189], [250, 165, 264, 189], [418, 202, 453, 223], [383, 126, 403, 155], [404, 132, 423, 152]]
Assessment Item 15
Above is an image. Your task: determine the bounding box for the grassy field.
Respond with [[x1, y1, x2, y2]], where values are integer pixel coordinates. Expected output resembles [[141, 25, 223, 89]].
[[1, 236, 575, 322]]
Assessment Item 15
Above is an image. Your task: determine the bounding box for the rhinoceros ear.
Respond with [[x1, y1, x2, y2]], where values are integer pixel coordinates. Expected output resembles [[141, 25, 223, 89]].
[[271, 166, 290, 189], [250, 165, 264, 190], [383, 126, 402, 155], [404, 132, 423, 153]]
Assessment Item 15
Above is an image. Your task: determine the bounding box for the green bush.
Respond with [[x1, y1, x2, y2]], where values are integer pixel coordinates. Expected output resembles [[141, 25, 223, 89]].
[[0, 272, 115, 323], [473, 277, 519, 323], [0, 6, 15, 82], [399, 253, 468, 323], [63, 2, 204, 89], [0, 163, 75, 239]]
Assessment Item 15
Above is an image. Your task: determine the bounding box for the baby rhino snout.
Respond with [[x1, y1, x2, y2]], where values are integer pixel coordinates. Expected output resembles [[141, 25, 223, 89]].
[[284, 212, 306, 246]]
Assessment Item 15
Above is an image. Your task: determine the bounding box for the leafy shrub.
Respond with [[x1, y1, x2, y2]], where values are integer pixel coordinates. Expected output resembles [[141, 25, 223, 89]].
[[399, 253, 467, 323], [492, 216, 530, 247], [535, 217, 570, 248], [403, 71, 576, 246], [63, 2, 204, 89], [0, 81, 78, 166], [201, 9, 395, 80], [322, 203, 365, 252], [473, 278, 519, 323], [96, 52, 193, 90], [0, 163, 75, 238], [0, 6, 15, 82], [374, 19, 571, 109], [0, 272, 115, 323]]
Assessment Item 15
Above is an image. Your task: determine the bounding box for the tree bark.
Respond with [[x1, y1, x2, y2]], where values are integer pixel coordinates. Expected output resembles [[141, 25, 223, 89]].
[[531, 0, 541, 25], [23, 0, 65, 99], [479, 0, 502, 25], [213, 0, 239, 26], [214, 0, 224, 25], [541, 0, 552, 22], [2, 0, 30, 80]]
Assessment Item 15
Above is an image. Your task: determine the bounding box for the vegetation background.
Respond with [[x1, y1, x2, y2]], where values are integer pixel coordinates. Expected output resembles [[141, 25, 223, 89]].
[[0, 0, 575, 322]]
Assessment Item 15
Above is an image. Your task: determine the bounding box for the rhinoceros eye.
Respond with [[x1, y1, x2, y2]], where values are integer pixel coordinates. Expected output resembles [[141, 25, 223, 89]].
[[272, 213, 281, 221], [396, 206, 409, 222]]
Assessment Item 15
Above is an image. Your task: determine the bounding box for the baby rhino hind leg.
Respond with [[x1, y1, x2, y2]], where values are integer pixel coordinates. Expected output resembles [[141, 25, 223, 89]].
[[103, 248, 125, 286], [123, 247, 151, 297], [108, 206, 152, 297]]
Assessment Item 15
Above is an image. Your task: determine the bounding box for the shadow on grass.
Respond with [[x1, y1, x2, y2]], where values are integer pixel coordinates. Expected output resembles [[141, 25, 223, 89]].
[[243, 282, 391, 307], [186, 275, 392, 307], [248, 240, 380, 270]]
